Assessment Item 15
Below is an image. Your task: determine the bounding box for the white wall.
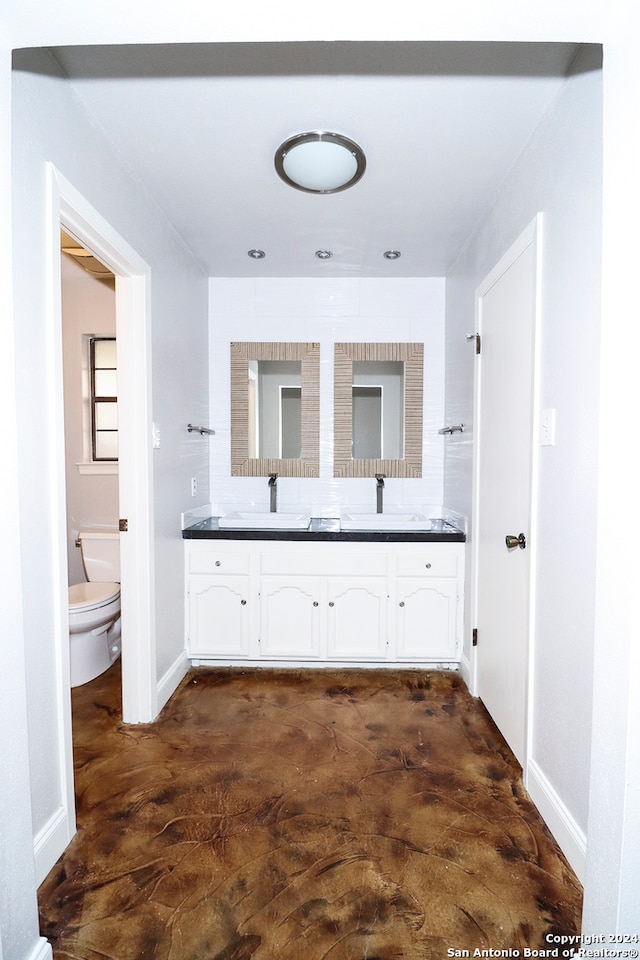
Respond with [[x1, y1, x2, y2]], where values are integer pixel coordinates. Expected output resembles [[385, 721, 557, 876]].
[[11, 49, 209, 874], [208, 277, 446, 516], [0, 36, 52, 960], [61, 255, 118, 585], [444, 46, 602, 875]]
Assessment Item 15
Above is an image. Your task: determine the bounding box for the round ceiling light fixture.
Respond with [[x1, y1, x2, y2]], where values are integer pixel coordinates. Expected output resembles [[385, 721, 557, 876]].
[[275, 132, 366, 194]]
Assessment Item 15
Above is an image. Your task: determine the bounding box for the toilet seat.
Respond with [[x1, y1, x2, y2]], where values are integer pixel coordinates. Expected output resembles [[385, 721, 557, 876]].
[[69, 581, 120, 612]]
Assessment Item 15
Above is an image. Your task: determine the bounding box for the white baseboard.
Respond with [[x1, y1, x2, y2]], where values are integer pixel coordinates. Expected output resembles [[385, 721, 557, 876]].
[[189, 658, 460, 671], [156, 649, 190, 714], [459, 652, 472, 689], [526, 757, 587, 883], [33, 804, 73, 887], [26, 937, 53, 960]]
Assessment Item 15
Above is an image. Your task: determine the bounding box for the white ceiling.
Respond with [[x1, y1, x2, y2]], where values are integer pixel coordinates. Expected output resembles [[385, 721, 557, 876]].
[[46, 41, 581, 278]]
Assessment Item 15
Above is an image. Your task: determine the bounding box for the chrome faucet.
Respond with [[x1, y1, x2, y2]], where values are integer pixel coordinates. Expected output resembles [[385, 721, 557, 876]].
[[268, 473, 278, 513], [375, 474, 385, 514]]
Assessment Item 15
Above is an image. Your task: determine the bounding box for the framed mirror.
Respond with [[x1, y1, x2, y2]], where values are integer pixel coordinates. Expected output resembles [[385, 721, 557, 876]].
[[231, 342, 320, 477], [334, 342, 424, 478]]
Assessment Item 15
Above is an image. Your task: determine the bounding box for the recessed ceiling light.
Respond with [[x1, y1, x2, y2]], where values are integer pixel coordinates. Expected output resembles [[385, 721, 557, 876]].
[[275, 132, 366, 194], [383, 250, 402, 260], [247, 249, 265, 259], [315, 250, 333, 260]]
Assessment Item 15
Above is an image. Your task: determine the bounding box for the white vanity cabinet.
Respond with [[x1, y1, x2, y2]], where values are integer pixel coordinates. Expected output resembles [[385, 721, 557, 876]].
[[185, 538, 464, 665]]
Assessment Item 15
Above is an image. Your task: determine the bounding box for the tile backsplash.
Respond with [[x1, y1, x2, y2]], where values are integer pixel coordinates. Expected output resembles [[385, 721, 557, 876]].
[[208, 277, 446, 513]]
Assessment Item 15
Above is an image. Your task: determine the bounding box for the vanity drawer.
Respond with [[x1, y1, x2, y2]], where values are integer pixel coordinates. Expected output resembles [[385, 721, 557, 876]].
[[396, 550, 459, 578], [190, 550, 251, 575]]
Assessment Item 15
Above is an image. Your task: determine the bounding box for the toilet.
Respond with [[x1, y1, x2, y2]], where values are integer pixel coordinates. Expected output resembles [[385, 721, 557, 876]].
[[68, 529, 121, 687]]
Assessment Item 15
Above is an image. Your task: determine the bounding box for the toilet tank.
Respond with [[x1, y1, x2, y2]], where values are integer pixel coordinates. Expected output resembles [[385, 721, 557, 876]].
[[78, 529, 120, 582]]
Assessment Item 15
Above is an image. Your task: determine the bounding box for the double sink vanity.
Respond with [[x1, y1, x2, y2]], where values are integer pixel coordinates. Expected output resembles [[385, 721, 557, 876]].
[[182, 338, 466, 668], [183, 510, 465, 668]]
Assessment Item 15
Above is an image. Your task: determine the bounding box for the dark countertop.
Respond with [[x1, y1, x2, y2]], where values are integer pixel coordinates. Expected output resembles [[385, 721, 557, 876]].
[[182, 517, 466, 543]]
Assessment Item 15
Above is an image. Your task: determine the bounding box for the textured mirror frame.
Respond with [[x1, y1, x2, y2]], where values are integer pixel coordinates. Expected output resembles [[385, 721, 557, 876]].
[[334, 342, 424, 478], [230, 341, 320, 477]]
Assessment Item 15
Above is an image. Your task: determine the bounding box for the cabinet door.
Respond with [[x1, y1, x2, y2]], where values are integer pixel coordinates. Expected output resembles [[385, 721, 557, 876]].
[[326, 578, 388, 660], [259, 577, 322, 659], [188, 575, 250, 657], [395, 577, 458, 660]]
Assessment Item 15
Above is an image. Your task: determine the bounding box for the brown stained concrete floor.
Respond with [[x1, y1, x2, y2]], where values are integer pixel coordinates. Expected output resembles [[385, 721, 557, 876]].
[[39, 663, 582, 960]]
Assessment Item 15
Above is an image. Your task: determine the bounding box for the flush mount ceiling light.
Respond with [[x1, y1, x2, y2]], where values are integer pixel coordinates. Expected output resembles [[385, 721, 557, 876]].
[[275, 132, 366, 194]]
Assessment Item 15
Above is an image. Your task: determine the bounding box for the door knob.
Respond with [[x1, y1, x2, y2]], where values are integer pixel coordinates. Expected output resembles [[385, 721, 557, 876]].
[[505, 533, 526, 550]]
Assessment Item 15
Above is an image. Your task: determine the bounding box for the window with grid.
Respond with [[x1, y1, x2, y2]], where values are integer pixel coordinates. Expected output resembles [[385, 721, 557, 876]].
[[90, 337, 118, 461]]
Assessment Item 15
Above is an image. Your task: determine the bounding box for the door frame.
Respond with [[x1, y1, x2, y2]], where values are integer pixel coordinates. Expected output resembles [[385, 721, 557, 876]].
[[37, 165, 157, 881], [469, 214, 543, 778]]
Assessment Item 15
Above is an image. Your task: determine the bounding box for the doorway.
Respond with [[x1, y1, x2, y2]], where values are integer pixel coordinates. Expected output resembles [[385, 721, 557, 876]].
[[34, 165, 157, 885], [60, 234, 119, 596], [471, 215, 541, 769]]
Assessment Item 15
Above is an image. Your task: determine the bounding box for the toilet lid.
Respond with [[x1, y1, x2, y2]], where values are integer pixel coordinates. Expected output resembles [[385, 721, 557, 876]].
[[69, 581, 120, 612]]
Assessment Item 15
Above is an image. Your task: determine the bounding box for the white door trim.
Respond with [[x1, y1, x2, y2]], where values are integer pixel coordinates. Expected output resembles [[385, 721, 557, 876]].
[[469, 214, 543, 775], [39, 164, 157, 880], [50, 164, 158, 724]]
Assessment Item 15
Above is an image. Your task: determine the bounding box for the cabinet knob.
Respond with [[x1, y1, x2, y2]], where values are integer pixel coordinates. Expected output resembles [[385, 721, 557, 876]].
[[399, 601, 405, 607], [313, 601, 319, 607], [240, 599, 247, 605], [215, 560, 221, 567], [329, 601, 335, 607], [425, 562, 431, 569]]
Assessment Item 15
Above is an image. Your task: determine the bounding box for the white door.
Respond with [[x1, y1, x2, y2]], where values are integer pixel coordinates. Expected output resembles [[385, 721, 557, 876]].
[[473, 217, 540, 767]]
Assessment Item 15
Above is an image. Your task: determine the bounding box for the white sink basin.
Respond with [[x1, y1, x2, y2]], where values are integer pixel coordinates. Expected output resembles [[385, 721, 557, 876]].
[[340, 512, 433, 531], [218, 511, 311, 530]]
